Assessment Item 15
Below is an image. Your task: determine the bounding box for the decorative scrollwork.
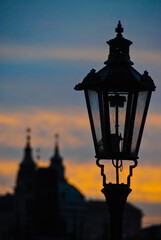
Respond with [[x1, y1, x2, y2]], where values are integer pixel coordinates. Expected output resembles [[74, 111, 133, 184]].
[[112, 159, 123, 170], [96, 158, 138, 187], [127, 159, 138, 187], [96, 158, 106, 187]]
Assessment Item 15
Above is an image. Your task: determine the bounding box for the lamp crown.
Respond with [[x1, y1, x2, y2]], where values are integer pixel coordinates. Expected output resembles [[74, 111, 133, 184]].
[[105, 21, 133, 65]]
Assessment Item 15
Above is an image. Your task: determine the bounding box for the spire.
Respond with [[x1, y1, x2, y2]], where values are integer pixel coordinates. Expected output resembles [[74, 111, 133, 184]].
[[50, 134, 63, 165], [115, 20, 124, 36], [105, 21, 133, 65], [26, 128, 31, 147], [50, 134, 65, 181], [15, 129, 36, 195], [21, 128, 35, 166], [55, 133, 60, 157]]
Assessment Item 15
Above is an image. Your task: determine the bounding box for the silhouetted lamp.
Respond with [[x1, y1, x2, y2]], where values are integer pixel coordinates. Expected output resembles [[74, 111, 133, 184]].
[[74, 21, 155, 240]]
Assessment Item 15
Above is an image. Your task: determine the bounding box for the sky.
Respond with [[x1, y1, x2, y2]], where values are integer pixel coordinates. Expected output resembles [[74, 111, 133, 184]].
[[0, 0, 161, 228]]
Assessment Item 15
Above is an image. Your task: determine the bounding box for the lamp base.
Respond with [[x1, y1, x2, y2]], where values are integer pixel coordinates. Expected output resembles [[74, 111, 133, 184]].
[[102, 183, 132, 240]]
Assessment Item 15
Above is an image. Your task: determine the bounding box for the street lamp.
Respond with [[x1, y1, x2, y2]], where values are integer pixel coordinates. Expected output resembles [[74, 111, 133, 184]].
[[74, 21, 155, 240]]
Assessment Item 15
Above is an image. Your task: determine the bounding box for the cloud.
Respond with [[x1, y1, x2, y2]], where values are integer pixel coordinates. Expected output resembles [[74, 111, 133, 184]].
[[0, 44, 105, 62], [0, 160, 18, 194], [136, 202, 161, 227], [65, 159, 102, 198], [1, 157, 161, 206], [0, 107, 90, 149], [138, 113, 161, 164], [146, 113, 161, 128], [132, 49, 161, 67], [130, 164, 161, 203], [1, 158, 161, 228], [1, 44, 161, 67], [144, 215, 161, 228], [0, 107, 160, 205], [0, 107, 160, 162], [63, 160, 161, 205]]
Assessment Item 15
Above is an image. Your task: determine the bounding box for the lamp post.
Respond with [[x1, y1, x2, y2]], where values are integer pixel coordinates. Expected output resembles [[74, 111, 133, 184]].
[[74, 21, 155, 240]]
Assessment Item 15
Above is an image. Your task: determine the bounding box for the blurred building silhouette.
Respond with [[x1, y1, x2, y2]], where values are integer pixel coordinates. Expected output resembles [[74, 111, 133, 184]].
[[128, 224, 161, 240], [0, 133, 143, 240], [87, 200, 142, 240]]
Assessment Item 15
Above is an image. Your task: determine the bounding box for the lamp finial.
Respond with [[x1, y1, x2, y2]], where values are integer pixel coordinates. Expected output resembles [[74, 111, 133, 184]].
[[115, 21, 124, 35]]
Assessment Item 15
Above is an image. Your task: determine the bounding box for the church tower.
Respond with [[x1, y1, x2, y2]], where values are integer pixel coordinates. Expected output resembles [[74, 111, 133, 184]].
[[49, 134, 65, 181], [14, 129, 37, 239], [15, 128, 37, 195]]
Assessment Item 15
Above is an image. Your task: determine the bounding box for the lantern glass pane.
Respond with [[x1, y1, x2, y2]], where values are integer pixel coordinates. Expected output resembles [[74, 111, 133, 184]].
[[108, 92, 127, 153], [122, 92, 135, 153], [88, 90, 103, 152], [131, 91, 148, 153]]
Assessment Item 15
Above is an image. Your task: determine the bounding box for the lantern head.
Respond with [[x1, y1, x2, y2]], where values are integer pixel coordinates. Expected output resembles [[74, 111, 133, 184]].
[[75, 21, 155, 162]]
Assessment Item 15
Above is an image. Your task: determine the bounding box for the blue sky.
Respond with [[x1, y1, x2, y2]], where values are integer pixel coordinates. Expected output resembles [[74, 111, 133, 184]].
[[0, 0, 161, 109], [0, 0, 161, 227]]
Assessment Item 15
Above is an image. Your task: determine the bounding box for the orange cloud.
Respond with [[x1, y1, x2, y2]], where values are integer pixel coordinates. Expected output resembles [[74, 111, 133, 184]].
[[146, 113, 161, 128], [0, 158, 160, 204], [130, 164, 161, 203], [64, 159, 161, 204], [65, 159, 103, 198], [0, 158, 161, 228], [0, 161, 18, 176], [143, 216, 161, 228], [0, 108, 160, 150], [0, 107, 90, 148], [0, 158, 103, 198], [0, 160, 18, 194], [0, 108, 161, 204]]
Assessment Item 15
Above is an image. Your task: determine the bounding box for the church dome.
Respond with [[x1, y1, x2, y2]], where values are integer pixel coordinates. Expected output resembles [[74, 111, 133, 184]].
[[49, 135, 86, 206], [59, 181, 85, 204]]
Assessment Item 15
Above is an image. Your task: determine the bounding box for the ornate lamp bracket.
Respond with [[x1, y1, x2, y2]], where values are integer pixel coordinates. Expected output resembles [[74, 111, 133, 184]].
[[96, 158, 138, 187]]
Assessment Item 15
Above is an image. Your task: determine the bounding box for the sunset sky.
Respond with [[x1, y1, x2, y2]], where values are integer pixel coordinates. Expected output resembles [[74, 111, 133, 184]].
[[0, 0, 161, 228]]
